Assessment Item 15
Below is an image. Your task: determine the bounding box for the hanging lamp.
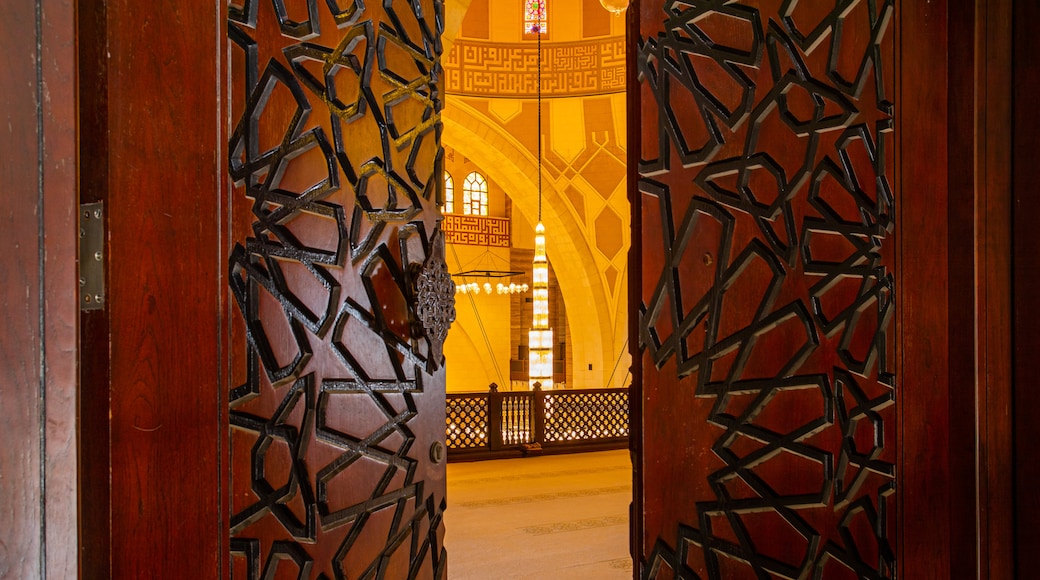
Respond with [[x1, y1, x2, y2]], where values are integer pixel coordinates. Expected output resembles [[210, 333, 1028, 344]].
[[528, 16, 553, 390], [599, 0, 629, 15]]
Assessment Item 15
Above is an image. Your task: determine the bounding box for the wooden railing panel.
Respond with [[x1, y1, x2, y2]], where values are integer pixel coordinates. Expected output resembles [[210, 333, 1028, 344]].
[[446, 395, 490, 451], [544, 390, 629, 444], [446, 387, 630, 460], [501, 393, 535, 446]]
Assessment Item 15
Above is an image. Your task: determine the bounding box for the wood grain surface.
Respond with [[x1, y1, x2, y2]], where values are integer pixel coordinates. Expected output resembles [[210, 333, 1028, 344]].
[[0, 0, 78, 577], [77, 0, 227, 576]]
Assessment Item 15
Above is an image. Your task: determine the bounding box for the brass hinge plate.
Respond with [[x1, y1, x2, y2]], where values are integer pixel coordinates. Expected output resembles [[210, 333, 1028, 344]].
[[79, 202, 105, 311]]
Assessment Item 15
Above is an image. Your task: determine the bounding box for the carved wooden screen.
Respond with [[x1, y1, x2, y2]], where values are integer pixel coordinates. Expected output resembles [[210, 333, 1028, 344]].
[[635, 1, 896, 577], [227, 1, 453, 578]]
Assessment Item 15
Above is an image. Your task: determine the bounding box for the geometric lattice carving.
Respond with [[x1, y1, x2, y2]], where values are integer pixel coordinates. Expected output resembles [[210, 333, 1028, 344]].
[[446, 388, 630, 456], [544, 391, 629, 442], [445, 395, 489, 450], [228, 1, 447, 578], [638, 1, 896, 577]]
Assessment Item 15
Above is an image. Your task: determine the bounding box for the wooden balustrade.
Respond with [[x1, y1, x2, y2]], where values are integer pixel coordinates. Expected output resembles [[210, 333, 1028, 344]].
[[445, 383, 629, 461]]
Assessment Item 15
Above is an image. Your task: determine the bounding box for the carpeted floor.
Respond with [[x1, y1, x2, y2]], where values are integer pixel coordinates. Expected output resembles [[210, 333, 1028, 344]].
[[444, 449, 633, 579]]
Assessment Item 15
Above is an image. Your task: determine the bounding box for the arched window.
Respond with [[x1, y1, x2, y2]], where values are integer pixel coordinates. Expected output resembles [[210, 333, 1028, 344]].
[[462, 172, 488, 216], [442, 172, 454, 214], [524, 0, 547, 35]]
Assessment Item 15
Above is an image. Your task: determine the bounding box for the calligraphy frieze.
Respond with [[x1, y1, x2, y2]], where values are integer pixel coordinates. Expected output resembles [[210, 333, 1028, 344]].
[[442, 214, 511, 247], [444, 38, 626, 97]]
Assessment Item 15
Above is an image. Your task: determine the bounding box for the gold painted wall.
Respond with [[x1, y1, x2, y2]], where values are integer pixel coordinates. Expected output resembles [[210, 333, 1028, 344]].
[[442, 0, 630, 392], [441, 147, 513, 392], [441, 146, 574, 393]]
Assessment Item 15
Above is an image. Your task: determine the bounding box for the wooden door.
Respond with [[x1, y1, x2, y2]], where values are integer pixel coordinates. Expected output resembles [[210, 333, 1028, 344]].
[[226, 1, 452, 577], [630, 1, 976, 577], [72, 0, 452, 577], [6, 0, 1031, 577]]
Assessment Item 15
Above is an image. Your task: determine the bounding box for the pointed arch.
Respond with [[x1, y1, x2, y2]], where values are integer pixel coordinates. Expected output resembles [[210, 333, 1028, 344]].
[[443, 171, 455, 214], [462, 171, 489, 216]]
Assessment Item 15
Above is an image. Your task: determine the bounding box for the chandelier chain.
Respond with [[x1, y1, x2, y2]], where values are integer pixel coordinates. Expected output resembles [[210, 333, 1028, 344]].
[[537, 23, 542, 221]]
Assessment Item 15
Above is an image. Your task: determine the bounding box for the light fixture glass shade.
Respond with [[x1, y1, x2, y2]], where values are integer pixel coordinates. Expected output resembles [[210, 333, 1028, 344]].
[[599, 0, 629, 15], [529, 329, 553, 389], [529, 221, 553, 389]]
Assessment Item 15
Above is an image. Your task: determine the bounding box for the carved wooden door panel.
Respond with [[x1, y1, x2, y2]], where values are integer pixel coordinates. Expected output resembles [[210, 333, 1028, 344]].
[[226, 1, 452, 577], [633, 1, 901, 577]]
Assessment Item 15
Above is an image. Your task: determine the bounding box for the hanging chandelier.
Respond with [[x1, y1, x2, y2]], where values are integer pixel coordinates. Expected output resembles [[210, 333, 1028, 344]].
[[598, 0, 629, 15], [449, 236, 525, 295], [529, 222, 552, 389], [455, 281, 530, 295], [528, 19, 553, 390]]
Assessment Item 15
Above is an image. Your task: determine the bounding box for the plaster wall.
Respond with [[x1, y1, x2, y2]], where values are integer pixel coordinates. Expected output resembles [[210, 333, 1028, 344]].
[[442, 0, 631, 391]]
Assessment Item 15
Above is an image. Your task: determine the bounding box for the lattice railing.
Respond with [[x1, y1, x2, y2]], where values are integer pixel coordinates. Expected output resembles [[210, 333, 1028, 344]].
[[543, 390, 629, 443], [446, 394, 489, 450], [500, 393, 535, 445], [446, 385, 629, 459]]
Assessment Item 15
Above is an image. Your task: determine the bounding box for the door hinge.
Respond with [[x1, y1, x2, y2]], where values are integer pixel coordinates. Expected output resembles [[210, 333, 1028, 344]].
[[79, 202, 105, 311]]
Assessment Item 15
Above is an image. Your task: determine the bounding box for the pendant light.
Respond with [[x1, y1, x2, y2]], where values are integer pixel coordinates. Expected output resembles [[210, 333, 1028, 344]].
[[599, 0, 629, 15], [528, 17, 553, 390]]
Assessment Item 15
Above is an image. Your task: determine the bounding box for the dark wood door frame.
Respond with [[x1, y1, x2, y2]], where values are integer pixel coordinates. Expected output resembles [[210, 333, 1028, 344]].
[[76, 0, 227, 577], [899, 2, 968, 575], [974, 0, 1014, 576], [1011, 0, 1040, 570]]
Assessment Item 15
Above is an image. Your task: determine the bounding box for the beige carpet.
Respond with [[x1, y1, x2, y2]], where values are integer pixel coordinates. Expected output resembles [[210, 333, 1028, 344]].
[[444, 449, 633, 579]]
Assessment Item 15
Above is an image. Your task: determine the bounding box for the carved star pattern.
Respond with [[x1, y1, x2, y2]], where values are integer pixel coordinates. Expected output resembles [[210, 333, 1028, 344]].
[[639, 1, 896, 577], [228, 1, 449, 578]]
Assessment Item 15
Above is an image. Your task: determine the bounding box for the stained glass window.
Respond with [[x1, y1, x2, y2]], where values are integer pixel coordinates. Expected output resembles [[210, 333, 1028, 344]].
[[443, 172, 454, 213], [463, 172, 488, 216], [524, 0, 547, 35]]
